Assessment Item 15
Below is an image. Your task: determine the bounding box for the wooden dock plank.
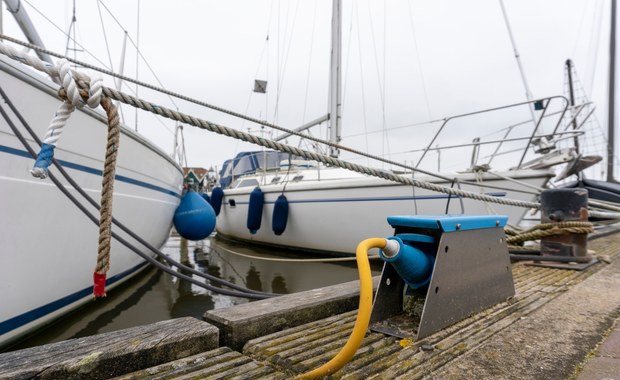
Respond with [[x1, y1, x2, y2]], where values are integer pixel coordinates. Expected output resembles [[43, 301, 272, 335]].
[[204, 277, 380, 351], [113, 347, 288, 380], [242, 232, 620, 379], [0, 317, 218, 380]]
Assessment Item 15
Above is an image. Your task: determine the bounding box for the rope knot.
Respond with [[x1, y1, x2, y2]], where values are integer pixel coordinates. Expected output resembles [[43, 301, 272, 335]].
[[30, 61, 105, 179], [86, 74, 103, 109], [58, 58, 84, 108]]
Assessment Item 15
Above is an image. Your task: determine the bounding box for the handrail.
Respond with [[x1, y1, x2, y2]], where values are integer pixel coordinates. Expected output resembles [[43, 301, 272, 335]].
[[406, 130, 585, 153], [411, 95, 597, 171], [414, 96, 571, 168]]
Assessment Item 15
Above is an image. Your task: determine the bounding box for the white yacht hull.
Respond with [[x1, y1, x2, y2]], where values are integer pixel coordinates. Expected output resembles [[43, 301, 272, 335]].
[[216, 169, 552, 255], [0, 56, 183, 348]]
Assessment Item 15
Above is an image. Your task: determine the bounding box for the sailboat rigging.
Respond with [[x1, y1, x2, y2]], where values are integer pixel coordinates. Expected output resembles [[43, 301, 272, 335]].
[[209, 0, 581, 256]]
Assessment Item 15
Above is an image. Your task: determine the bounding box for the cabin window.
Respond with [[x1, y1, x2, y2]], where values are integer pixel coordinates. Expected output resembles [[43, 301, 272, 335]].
[[228, 199, 236, 207], [292, 175, 304, 182], [237, 179, 259, 188], [271, 176, 281, 184]]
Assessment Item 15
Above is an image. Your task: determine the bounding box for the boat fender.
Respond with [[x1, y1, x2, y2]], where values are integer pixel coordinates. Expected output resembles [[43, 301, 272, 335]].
[[173, 191, 216, 240], [247, 186, 264, 234], [272, 194, 289, 235], [201, 192, 211, 205], [210, 187, 224, 216]]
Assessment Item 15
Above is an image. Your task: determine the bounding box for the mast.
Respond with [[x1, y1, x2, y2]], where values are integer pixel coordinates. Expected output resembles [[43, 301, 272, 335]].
[[328, 0, 342, 158], [498, 0, 537, 126], [565, 59, 581, 153], [3, 0, 55, 67], [608, 0, 617, 182]]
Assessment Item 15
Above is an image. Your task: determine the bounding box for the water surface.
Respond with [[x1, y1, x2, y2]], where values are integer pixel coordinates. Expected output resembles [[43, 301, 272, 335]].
[[7, 233, 382, 352]]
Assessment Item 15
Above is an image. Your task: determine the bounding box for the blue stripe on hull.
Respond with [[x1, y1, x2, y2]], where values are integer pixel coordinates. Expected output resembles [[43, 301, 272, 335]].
[[0, 261, 149, 336], [0, 145, 180, 198], [230, 192, 507, 205]]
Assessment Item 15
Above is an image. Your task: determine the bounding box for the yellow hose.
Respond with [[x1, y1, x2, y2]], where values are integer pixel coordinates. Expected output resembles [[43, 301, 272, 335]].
[[297, 237, 387, 379]]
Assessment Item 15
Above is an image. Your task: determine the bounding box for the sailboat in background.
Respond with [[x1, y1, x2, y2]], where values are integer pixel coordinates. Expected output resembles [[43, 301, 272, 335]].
[[209, 0, 591, 256], [559, 58, 620, 203], [0, 1, 183, 349], [559, 0, 620, 205]]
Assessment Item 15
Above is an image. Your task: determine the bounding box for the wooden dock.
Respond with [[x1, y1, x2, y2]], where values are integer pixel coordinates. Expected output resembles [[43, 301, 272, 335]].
[[1, 228, 620, 379]]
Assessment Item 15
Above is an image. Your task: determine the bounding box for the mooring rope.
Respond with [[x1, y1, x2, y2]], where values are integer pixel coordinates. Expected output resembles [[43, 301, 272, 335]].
[[56, 83, 117, 299], [6, 36, 620, 222], [0, 38, 544, 210], [93, 95, 119, 297], [110, 90, 540, 207], [0, 33, 454, 183], [505, 221, 594, 246], [214, 241, 381, 263], [0, 34, 539, 208]]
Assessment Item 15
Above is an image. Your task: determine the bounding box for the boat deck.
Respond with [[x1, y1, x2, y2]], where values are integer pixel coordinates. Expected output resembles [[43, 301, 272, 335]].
[[1, 229, 620, 379]]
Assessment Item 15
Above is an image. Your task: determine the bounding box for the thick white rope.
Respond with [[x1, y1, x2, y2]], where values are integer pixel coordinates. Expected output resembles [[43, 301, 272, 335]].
[[28, 57, 103, 178]]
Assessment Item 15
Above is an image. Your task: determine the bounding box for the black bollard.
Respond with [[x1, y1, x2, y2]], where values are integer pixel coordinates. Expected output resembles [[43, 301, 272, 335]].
[[539, 188, 594, 266]]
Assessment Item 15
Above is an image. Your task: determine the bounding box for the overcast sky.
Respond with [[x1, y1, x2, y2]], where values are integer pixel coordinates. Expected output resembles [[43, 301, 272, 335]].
[[1, 0, 614, 174]]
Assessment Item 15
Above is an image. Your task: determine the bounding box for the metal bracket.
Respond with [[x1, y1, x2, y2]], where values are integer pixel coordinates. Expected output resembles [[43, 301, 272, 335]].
[[370, 226, 515, 340]]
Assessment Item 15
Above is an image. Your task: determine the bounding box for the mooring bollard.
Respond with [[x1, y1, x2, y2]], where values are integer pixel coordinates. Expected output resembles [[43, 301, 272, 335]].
[[540, 188, 591, 263]]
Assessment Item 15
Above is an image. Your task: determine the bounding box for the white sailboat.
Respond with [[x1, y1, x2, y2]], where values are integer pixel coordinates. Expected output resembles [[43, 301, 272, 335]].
[[0, 2, 183, 349], [210, 0, 583, 256]]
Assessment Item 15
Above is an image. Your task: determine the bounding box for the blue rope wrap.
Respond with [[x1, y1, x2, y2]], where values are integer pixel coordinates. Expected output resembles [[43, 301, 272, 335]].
[[32, 143, 55, 177]]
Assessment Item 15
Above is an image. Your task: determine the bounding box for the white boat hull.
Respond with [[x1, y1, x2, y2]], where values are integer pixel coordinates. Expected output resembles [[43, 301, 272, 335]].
[[0, 56, 183, 348], [216, 169, 551, 255]]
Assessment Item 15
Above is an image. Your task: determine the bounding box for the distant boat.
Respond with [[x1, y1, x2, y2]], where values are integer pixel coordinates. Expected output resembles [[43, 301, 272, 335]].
[[0, 3, 183, 349], [214, 154, 554, 255], [212, 0, 599, 255], [558, 0, 620, 213]]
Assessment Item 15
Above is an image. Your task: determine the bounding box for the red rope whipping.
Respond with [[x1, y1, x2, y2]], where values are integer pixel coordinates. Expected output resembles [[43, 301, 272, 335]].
[[93, 272, 107, 298]]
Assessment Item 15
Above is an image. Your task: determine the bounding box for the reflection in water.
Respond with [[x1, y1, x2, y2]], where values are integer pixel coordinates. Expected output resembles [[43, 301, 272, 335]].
[[173, 237, 215, 318], [246, 265, 263, 292], [272, 275, 288, 294], [5, 233, 382, 352]]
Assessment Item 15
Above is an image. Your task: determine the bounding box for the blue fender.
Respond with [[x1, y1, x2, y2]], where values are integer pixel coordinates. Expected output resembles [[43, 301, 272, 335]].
[[247, 187, 264, 234], [210, 187, 224, 216], [272, 194, 289, 235], [173, 191, 216, 240]]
